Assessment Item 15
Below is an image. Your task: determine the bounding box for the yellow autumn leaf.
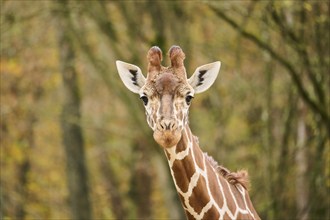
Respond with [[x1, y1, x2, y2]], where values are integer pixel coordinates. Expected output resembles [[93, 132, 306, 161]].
[[0, 58, 23, 76]]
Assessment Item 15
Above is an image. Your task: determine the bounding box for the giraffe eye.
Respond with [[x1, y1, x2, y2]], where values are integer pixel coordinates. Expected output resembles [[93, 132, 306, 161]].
[[140, 95, 149, 105], [185, 95, 194, 105]]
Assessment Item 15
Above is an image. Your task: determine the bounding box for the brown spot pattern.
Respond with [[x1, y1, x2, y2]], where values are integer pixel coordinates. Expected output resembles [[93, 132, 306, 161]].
[[201, 205, 220, 220], [192, 141, 205, 171], [220, 175, 237, 214], [185, 210, 195, 220], [206, 162, 224, 208], [172, 151, 195, 193], [178, 193, 187, 209], [176, 129, 188, 153], [189, 176, 210, 214], [230, 184, 246, 211], [223, 212, 231, 220]]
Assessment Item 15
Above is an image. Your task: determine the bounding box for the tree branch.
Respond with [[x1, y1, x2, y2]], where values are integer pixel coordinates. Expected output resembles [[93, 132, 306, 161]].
[[209, 4, 329, 132], [269, 2, 325, 106]]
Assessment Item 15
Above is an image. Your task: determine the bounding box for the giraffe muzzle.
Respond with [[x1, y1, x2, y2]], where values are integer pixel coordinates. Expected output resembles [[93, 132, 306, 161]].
[[153, 120, 182, 148], [159, 119, 177, 131]]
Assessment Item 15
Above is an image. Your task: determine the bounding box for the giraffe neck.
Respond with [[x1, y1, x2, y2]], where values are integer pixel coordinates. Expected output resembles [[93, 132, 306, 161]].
[[164, 125, 260, 220]]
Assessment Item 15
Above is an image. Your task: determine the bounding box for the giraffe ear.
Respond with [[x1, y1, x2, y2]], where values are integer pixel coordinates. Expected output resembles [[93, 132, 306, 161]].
[[188, 61, 221, 94], [116, 60, 146, 94]]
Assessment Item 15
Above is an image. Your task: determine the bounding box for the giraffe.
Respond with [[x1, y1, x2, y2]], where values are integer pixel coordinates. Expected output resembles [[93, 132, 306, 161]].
[[116, 46, 261, 220]]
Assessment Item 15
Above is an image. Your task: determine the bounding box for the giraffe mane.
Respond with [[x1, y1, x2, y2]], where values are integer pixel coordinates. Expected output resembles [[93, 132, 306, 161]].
[[204, 153, 250, 190]]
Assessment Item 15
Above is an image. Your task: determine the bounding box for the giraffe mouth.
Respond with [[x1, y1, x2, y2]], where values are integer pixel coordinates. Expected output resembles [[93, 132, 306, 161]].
[[153, 129, 182, 148]]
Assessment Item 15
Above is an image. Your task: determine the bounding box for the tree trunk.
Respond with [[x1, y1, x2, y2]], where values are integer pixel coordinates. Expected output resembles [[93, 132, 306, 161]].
[[56, 2, 92, 219], [129, 140, 153, 219], [15, 158, 30, 220], [15, 87, 42, 220], [295, 101, 309, 220], [276, 88, 296, 219], [98, 149, 127, 220]]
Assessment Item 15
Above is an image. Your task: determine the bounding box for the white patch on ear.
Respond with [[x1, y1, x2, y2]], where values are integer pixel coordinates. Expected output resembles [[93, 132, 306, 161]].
[[116, 60, 146, 93], [188, 61, 221, 94]]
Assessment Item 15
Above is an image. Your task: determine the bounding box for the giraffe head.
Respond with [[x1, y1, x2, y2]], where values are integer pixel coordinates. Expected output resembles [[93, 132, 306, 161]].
[[116, 46, 221, 148]]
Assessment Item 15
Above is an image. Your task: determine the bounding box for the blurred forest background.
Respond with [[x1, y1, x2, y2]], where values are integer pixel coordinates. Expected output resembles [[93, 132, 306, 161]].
[[1, 1, 329, 220]]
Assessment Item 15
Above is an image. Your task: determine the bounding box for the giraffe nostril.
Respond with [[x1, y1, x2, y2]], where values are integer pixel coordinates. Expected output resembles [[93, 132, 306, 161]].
[[166, 121, 177, 130], [171, 123, 176, 130], [159, 120, 177, 131], [162, 121, 170, 130], [157, 118, 180, 131]]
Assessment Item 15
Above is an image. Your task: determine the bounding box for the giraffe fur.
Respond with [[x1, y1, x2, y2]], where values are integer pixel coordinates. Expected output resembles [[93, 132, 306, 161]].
[[116, 46, 261, 220]]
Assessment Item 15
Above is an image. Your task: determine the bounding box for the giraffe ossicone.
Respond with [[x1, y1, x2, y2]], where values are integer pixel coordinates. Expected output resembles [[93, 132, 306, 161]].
[[116, 46, 260, 220]]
